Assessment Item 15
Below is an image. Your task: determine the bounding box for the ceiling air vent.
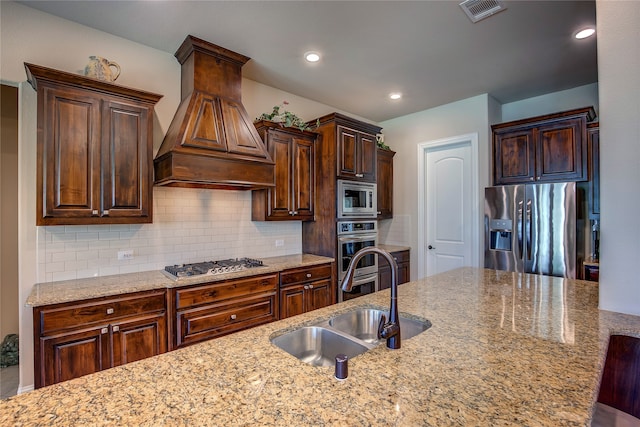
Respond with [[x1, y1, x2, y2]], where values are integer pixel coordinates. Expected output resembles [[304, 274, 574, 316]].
[[459, 0, 507, 23]]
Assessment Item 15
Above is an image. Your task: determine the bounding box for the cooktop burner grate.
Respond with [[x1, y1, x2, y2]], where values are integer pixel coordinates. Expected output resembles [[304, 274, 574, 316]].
[[164, 257, 264, 279]]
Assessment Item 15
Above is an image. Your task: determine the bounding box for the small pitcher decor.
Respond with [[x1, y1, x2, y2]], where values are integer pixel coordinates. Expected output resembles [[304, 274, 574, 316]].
[[84, 56, 121, 82]]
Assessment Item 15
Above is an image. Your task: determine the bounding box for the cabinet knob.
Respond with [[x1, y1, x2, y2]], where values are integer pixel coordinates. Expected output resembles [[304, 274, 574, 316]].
[[304, 285, 309, 290], [356, 173, 364, 178], [377, 211, 382, 215], [230, 314, 237, 320], [306, 273, 312, 278], [308, 284, 313, 289], [112, 325, 119, 332], [293, 211, 298, 215], [101, 327, 109, 334], [289, 211, 294, 215], [106, 308, 114, 315]]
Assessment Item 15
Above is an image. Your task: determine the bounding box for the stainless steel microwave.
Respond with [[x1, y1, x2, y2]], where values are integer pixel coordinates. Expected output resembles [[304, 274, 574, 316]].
[[337, 180, 377, 218]]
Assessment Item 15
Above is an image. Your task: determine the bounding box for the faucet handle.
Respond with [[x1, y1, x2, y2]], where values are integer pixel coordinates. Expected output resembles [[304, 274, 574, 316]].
[[377, 314, 387, 339]]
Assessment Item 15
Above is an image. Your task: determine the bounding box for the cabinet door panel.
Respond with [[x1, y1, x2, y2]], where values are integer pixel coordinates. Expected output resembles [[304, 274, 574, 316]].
[[292, 137, 314, 219], [536, 118, 585, 181], [307, 279, 331, 312], [41, 87, 101, 222], [41, 327, 110, 387], [359, 133, 377, 181], [280, 285, 305, 319], [102, 100, 151, 219], [494, 130, 535, 184], [112, 313, 167, 366], [377, 149, 395, 219], [338, 127, 358, 177], [269, 133, 293, 218]]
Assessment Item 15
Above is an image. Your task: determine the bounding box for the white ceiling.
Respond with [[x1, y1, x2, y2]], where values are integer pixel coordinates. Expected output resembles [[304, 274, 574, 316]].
[[19, 0, 598, 122]]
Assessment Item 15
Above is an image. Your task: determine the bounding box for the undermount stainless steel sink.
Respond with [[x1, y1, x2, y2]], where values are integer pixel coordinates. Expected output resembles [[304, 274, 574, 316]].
[[328, 308, 432, 344], [270, 326, 370, 367], [270, 307, 431, 366]]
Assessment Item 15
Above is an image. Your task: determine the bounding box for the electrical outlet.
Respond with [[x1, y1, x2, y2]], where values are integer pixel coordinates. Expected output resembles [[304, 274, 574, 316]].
[[275, 239, 284, 247], [117, 250, 134, 260]]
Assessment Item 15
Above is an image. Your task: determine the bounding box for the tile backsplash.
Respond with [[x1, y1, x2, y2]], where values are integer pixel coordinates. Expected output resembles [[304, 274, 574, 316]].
[[36, 187, 301, 283]]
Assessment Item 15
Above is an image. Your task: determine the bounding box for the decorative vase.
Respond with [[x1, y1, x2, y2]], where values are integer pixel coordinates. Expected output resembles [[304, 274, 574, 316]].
[[84, 56, 121, 82]]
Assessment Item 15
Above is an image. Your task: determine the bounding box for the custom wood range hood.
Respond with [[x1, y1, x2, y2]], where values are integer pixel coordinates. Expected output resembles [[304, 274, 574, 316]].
[[153, 35, 275, 190]]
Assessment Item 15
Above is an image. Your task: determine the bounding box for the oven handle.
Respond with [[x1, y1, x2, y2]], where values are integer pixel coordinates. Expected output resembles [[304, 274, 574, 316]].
[[338, 233, 378, 243], [349, 274, 379, 288]]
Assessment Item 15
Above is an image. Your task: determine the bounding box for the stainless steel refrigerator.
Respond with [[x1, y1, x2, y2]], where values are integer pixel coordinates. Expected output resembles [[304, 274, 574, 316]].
[[484, 183, 586, 279]]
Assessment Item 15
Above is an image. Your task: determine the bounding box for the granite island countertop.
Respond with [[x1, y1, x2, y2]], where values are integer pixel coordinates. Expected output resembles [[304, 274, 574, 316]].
[[5, 267, 640, 426], [26, 253, 334, 307]]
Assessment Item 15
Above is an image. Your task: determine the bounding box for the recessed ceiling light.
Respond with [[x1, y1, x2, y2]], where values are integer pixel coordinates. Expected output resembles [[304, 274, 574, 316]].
[[389, 93, 402, 100], [304, 51, 320, 63], [575, 27, 596, 39]]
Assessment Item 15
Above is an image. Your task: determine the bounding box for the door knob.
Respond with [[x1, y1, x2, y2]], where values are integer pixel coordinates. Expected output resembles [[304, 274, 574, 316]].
[[428, 245, 436, 250]]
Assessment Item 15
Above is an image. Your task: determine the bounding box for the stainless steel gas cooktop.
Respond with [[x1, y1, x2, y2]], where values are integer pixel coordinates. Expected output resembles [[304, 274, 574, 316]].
[[163, 258, 264, 279]]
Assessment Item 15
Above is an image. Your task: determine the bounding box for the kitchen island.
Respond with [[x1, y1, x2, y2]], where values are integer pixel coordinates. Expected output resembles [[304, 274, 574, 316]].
[[3, 267, 640, 426]]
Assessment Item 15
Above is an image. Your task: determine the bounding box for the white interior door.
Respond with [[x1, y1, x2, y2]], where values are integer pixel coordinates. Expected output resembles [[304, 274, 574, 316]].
[[418, 134, 478, 278]]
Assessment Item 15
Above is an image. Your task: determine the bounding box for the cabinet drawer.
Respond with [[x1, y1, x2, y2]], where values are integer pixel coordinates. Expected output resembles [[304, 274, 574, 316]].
[[176, 294, 278, 347], [38, 290, 166, 334], [280, 264, 332, 286], [175, 274, 278, 310], [391, 250, 410, 264]]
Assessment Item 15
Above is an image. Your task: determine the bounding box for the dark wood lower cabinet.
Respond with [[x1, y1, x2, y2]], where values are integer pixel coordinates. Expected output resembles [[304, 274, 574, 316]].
[[34, 289, 168, 389], [279, 263, 333, 319], [597, 334, 640, 419], [173, 274, 279, 349], [34, 264, 335, 387], [379, 249, 410, 290]]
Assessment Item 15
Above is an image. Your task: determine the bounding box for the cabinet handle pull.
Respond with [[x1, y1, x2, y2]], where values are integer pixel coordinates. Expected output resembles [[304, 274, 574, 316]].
[[356, 173, 364, 178], [306, 273, 312, 278], [101, 327, 108, 334], [92, 210, 99, 216], [230, 314, 237, 320], [102, 210, 109, 215], [106, 308, 114, 315], [112, 325, 119, 332], [377, 211, 382, 215]]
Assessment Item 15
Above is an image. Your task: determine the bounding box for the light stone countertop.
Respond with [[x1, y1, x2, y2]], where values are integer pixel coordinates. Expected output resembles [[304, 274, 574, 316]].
[[378, 243, 411, 253], [26, 254, 334, 307], [6, 267, 640, 426]]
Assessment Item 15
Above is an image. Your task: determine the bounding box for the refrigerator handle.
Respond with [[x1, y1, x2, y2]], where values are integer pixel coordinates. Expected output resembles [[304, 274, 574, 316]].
[[517, 200, 524, 260], [526, 199, 532, 261]]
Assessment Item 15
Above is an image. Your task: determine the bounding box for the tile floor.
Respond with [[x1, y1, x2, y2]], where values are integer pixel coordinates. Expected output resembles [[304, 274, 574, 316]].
[[1, 365, 19, 399]]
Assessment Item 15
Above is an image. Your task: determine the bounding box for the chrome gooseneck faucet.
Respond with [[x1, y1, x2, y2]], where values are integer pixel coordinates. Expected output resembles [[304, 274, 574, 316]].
[[340, 247, 401, 349]]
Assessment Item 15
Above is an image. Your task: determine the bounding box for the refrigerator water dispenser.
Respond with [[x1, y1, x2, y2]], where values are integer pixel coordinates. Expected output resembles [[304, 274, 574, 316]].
[[489, 219, 512, 251]]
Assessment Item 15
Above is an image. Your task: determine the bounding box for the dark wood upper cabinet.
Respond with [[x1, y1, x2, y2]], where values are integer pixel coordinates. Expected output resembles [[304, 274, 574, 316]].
[[376, 148, 395, 219], [251, 121, 317, 221], [337, 125, 377, 182], [492, 106, 596, 185], [24, 63, 162, 225]]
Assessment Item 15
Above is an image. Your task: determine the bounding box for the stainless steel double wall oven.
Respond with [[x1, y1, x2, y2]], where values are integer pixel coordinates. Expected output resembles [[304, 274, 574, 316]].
[[337, 220, 378, 302]]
